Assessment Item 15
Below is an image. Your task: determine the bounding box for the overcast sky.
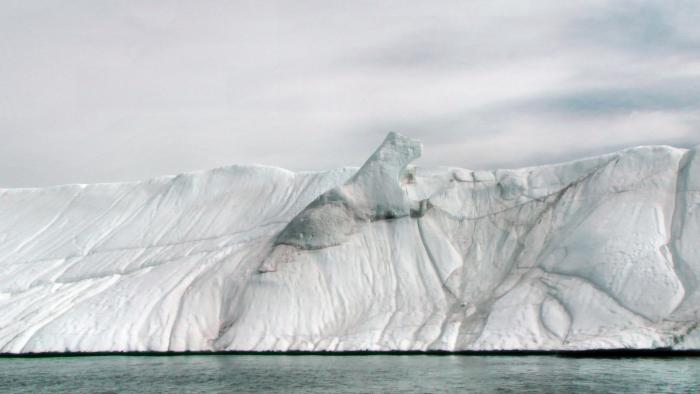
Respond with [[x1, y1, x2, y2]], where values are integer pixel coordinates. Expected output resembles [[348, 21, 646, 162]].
[[1, 0, 699, 187]]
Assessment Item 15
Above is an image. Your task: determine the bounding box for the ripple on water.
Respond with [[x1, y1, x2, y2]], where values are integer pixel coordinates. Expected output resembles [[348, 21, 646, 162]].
[[0, 355, 699, 393]]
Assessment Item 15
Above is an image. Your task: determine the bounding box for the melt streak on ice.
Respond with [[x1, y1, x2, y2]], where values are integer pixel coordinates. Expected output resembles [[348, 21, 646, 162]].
[[1, 133, 699, 353]]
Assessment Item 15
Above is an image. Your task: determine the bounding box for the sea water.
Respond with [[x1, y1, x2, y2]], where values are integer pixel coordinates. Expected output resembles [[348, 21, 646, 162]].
[[1, 355, 698, 393]]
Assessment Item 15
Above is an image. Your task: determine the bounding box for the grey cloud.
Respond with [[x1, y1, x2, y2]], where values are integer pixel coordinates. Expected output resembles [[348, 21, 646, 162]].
[[510, 79, 700, 115], [568, 0, 700, 54], [0, 0, 698, 187]]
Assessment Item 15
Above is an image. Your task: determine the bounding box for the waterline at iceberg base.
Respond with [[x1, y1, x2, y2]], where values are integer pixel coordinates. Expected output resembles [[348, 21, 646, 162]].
[[1, 133, 699, 354]]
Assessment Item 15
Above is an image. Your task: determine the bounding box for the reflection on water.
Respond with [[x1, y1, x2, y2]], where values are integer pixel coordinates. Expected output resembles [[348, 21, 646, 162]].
[[1, 354, 699, 393]]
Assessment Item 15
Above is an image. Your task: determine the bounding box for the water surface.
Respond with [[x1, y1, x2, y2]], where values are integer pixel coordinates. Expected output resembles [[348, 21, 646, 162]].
[[1, 355, 698, 393]]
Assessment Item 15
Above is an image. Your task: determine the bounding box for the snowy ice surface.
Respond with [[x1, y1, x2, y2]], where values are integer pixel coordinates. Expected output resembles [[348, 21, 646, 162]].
[[0, 133, 698, 353]]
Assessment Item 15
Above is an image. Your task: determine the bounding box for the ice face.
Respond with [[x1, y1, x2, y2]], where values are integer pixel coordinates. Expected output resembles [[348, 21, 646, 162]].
[[276, 132, 422, 245], [263, 132, 422, 271], [0, 134, 698, 353]]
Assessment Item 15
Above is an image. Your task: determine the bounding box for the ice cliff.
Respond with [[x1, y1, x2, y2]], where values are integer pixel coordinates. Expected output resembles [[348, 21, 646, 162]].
[[1, 132, 699, 353]]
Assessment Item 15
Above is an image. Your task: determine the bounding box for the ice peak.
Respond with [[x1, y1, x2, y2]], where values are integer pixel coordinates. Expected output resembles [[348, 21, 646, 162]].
[[354, 131, 422, 182], [259, 132, 422, 271]]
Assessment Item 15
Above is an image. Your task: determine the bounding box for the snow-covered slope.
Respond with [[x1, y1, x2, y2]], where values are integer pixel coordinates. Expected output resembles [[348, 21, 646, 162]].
[[1, 133, 698, 353]]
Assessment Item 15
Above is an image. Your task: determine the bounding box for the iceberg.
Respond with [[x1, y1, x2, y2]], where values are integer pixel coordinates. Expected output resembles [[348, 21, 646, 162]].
[[0, 132, 698, 353]]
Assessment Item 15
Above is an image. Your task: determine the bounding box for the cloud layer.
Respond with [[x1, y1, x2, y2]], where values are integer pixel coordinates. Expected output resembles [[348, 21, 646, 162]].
[[0, 0, 698, 186]]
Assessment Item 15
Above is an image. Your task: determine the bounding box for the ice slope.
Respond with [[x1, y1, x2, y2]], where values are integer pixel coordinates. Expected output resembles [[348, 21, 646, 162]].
[[0, 132, 698, 353]]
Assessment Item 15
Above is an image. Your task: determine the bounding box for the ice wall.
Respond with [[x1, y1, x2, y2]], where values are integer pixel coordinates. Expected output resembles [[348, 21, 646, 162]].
[[0, 133, 698, 353]]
